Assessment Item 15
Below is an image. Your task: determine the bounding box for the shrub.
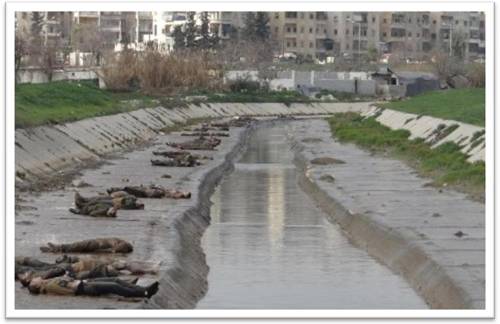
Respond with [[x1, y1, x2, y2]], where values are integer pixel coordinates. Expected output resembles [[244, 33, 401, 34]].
[[466, 63, 485, 88], [97, 49, 138, 92], [227, 77, 261, 93]]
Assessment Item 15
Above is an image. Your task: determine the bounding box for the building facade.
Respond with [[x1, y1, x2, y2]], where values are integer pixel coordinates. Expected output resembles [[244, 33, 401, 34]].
[[15, 11, 486, 64], [269, 11, 485, 61]]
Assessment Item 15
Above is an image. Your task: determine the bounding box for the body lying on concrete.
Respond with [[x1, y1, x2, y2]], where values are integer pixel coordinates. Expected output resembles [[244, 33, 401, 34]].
[[69, 192, 144, 217], [107, 185, 191, 199], [16, 255, 159, 283], [166, 136, 221, 151], [27, 276, 159, 299], [151, 151, 201, 167], [40, 238, 133, 254]]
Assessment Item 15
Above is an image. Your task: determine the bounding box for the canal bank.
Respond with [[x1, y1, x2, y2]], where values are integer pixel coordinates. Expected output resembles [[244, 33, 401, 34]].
[[290, 119, 485, 309], [197, 125, 426, 309], [13, 104, 485, 311]]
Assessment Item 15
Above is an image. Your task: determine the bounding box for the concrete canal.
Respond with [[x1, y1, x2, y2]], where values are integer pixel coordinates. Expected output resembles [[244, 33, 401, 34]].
[[197, 124, 427, 309]]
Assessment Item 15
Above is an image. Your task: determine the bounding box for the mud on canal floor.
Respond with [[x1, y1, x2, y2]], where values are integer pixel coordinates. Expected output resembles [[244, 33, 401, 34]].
[[197, 125, 427, 309]]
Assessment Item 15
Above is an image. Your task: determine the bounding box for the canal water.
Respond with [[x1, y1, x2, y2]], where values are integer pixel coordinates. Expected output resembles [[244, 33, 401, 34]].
[[197, 125, 427, 309]]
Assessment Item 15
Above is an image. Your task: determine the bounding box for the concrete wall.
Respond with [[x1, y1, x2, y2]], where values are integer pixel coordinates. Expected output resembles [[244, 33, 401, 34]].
[[363, 106, 485, 163], [15, 102, 484, 181], [15, 102, 374, 179], [16, 67, 100, 84]]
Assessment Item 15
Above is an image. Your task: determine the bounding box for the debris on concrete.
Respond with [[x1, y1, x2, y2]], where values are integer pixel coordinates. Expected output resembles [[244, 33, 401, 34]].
[[310, 157, 346, 165]]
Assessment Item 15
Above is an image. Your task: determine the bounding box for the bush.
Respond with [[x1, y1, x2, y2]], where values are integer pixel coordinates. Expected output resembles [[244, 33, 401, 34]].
[[227, 78, 261, 93], [136, 50, 223, 94], [466, 63, 485, 88], [97, 49, 138, 92]]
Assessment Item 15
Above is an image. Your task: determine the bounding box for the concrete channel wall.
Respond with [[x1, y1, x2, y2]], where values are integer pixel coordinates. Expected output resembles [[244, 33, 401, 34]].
[[15, 102, 485, 181], [14, 102, 371, 179], [363, 106, 486, 163]]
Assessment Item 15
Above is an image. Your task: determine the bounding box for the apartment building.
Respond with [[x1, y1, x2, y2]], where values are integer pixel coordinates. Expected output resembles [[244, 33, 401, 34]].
[[163, 12, 244, 40], [15, 11, 72, 47], [269, 11, 485, 61]]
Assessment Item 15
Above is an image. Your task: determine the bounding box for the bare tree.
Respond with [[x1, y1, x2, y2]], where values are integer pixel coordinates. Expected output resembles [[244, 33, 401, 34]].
[[71, 23, 106, 66], [15, 32, 29, 82]]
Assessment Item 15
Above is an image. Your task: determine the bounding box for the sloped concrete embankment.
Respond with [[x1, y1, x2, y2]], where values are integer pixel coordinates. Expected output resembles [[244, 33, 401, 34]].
[[290, 120, 484, 309], [14, 102, 372, 181], [363, 106, 485, 163]]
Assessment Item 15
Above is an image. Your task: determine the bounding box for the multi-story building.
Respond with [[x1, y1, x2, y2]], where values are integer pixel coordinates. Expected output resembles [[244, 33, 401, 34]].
[[163, 11, 244, 43], [15, 11, 73, 47], [269, 11, 485, 61], [16, 11, 486, 63]]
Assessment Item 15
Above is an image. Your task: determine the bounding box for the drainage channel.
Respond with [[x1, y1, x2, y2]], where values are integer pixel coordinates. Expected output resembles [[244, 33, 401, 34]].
[[197, 123, 427, 309]]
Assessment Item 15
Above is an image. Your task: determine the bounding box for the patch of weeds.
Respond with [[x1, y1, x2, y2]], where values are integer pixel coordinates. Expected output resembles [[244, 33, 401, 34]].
[[429, 124, 459, 145], [327, 112, 484, 201]]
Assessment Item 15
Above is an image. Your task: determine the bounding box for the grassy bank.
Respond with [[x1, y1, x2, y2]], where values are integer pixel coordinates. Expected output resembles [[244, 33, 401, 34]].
[[328, 112, 485, 201], [380, 88, 485, 126], [15, 81, 155, 128]]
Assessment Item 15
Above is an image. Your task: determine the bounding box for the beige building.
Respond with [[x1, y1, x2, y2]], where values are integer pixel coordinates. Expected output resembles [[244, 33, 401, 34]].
[[269, 11, 485, 61]]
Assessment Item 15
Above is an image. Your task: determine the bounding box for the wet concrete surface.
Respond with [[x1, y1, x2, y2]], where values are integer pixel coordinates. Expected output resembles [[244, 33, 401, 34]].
[[15, 125, 246, 309], [197, 125, 427, 309], [291, 119, 485, 308]]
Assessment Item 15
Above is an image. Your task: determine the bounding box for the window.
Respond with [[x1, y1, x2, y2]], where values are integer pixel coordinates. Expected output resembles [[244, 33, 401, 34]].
[[275, 27, 279, 33], [383, 32, 387, 37], [464, 21, 468, 26], [433, 20, 436, 24], [455, 20, 459, 25], [372, 16, 376, 23], [431, 33, 436, 40], [300, 12, 305, 19], [309, 42, 313, 48], [274, 13, 279, 19], [383, 18, 387, 23], [309, 27, 313, 33], [334, 29, 338, 35], [346, 43, 350, 49], [409, 18, 412, 23], [324, 28, 327, 34], [417, 18, 420, 23], [310, 13, 314, 19], [408, 32, 412, 37], [416, 33, 420, 37]]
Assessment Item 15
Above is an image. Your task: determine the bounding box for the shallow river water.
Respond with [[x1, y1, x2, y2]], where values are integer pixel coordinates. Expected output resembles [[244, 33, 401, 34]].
[[197, 125, 427, 309]]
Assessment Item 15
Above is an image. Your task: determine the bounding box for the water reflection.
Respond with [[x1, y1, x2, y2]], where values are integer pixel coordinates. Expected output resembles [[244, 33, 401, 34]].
[[198, 125, 426, 309]]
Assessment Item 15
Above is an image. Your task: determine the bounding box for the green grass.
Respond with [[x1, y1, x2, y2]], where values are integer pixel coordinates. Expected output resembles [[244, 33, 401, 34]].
[[15, 81, 155, 128], [328, 112, 485, 200], [380, 88, 485, 126]]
